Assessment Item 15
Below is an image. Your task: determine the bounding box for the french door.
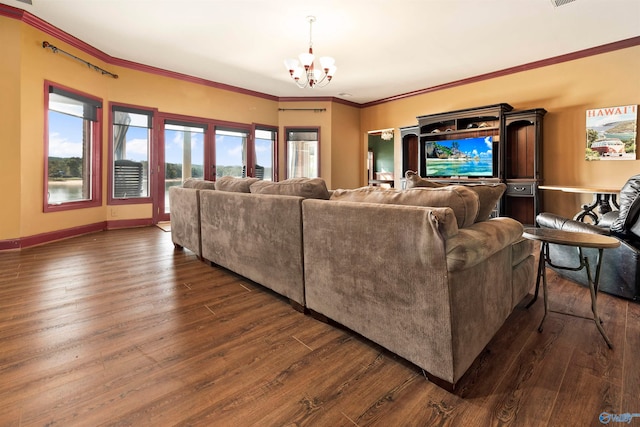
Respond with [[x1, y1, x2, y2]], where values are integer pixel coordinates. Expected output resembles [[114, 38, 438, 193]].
[[156, 118, 209, 222], [155, 117, 275, 222]]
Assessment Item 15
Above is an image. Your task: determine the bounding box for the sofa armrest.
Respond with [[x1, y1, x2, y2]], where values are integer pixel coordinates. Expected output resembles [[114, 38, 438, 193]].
[[536, 212, 608, 234], [169, 186, 202, 256], [446, 217, 524, 271]]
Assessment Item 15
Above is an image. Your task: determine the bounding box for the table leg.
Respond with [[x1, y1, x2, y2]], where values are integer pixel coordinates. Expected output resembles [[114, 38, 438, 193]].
[[527, 241, 546, 308], [537, 242, 549, 333], [585, 248, 613, 349]]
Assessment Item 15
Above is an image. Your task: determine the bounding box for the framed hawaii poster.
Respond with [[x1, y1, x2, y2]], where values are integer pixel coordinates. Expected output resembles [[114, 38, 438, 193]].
[[585, 105, 637, 161]]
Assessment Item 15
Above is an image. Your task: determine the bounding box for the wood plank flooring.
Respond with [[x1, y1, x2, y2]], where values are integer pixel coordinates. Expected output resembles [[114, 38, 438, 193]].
[[0, 227, 638, 426]]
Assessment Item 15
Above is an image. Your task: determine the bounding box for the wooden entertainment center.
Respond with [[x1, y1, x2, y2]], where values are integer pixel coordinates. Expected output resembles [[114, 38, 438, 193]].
[[401, 103, 546, 225]]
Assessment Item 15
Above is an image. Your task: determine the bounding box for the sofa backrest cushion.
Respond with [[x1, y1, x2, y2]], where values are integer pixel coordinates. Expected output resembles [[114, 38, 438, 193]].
[[330, 186, 479, 228], [214, 176, 259, 193], [404, 171, 505, 222], [183, 178, 216, 190], [250, 178, 331, 199]]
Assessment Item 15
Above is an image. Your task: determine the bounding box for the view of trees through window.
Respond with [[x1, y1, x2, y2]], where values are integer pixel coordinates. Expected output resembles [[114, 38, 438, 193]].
[[46, 85, 101, 208]]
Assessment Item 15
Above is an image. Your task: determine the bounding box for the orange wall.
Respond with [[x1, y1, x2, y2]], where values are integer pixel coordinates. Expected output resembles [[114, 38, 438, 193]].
[[360, 45, 640, 219], [0, 18, 22, 240]]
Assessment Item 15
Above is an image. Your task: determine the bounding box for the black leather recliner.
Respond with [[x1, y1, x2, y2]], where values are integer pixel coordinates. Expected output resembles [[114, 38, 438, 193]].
[[536, 174, 640, 301]]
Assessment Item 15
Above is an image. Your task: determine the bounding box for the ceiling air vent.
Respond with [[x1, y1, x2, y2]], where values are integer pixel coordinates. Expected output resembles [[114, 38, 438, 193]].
[[16, 0, 33, 4], [551, 0, 576, 7]]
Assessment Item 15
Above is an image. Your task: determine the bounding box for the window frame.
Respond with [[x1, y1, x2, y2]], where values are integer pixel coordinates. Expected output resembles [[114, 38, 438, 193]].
[[284, 127, 321, 179], [108, 103, 156, 205], [43, 81, 103, 213]]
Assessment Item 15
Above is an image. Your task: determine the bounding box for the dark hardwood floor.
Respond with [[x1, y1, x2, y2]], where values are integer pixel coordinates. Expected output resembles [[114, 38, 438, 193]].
[[0, 226, 638, 426]]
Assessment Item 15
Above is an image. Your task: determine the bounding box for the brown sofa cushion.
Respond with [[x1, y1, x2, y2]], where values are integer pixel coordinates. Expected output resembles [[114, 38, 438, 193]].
[[330, 186, 479, 228], [214, 176, 259, 193], [250, 178, 330, 200], [182, 178, 216, 190]]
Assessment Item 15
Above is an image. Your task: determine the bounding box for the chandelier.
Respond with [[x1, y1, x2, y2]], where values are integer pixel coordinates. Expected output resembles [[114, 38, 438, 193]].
[[381, 129, 394, 141], [284, 16, 336, 89]]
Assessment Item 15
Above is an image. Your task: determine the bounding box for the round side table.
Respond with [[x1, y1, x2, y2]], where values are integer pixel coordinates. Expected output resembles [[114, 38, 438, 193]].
[[522, 227, 620, 349]]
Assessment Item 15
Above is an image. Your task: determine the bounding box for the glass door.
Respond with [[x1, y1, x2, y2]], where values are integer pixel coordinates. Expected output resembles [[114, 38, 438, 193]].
[[214, 127, 250, 178], [158, 121, 207, 220]]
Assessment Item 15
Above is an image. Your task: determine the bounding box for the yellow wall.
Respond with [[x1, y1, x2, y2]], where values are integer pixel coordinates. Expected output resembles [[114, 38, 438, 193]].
[[0, 16, 362, 242], [360, 45, 640, 219], [0, 18, 22, 240], [14, 20, 282, 238], [2, 12, 638, 243], [330, 102, 362, 189]]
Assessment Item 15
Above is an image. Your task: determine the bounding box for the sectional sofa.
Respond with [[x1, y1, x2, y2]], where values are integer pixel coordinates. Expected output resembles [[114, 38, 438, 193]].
[[169, 177, 534, 390]]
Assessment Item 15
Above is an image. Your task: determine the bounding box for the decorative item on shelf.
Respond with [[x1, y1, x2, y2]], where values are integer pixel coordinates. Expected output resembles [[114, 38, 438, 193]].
[[284, 16, 336, 89], [478, 122, 490, 128], [466, 123, 479, 129], [381, 129, 394, 141]]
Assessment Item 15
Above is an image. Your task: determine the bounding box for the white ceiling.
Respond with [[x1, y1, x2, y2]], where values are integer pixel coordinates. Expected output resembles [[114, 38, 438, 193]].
[[3, 0, 639, 104]]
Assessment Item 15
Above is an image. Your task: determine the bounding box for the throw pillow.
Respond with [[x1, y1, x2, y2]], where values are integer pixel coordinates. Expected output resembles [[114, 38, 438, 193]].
[[250, 178, 331, 200], [183, 178, 216, 190], [214, 176, 259, 193], [464, 183, 506, 222], [404, 170, 446, 188]]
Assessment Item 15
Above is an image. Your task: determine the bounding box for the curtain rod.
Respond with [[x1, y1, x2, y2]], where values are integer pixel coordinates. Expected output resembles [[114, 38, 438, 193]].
[[42, 41, 119, 79], [278, 108, 326, 112]]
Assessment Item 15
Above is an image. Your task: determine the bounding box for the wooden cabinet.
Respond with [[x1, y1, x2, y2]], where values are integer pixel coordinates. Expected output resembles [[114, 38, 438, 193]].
[[400, 104, 546, 225], [503, 109, 546, 225]]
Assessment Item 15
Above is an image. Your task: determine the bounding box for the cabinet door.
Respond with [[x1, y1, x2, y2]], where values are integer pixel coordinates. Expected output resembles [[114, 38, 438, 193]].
[[402, 133, 419, 173]]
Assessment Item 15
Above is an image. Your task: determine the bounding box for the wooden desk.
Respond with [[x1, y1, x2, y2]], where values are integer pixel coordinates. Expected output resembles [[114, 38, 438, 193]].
[[539, 185, 620, 224], [523, 227, 620, 349]]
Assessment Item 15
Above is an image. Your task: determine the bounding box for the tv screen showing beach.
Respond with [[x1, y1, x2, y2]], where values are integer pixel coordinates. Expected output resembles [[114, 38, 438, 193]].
[[425, 136, 494, 177]]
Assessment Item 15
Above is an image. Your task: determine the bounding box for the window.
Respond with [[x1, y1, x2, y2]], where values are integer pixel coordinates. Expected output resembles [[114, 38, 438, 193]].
[[286, 128, 319, 178], [111, 106, 153, 201], [45, 83, 102, 212], [255, 127, 277, 181]]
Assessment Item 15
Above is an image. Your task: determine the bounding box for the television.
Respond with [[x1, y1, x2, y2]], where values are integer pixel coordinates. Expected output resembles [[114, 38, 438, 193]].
[[425, 136, 495, 178]]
